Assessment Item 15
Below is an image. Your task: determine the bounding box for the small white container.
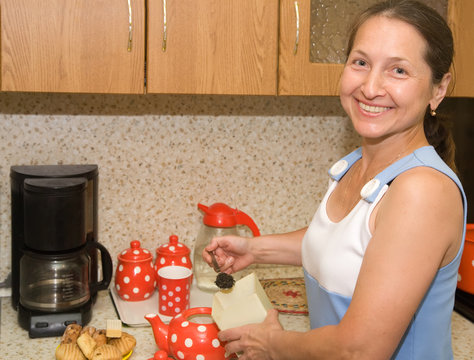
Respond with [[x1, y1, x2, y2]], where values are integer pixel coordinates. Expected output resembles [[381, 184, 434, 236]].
[[211, 273, 273, 330]]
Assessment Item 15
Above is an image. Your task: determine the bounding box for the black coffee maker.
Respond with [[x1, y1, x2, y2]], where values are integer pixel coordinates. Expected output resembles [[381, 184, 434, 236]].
[[10, 165, 112, 338]]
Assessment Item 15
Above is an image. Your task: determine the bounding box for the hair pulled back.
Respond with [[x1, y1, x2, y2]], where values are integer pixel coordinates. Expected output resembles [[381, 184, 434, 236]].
[[346, 0, 456, 171]]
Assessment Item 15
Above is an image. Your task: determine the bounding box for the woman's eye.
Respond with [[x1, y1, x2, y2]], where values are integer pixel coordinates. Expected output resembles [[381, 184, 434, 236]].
[[354, 59, 367, 67], [393, 67, 407, 75]]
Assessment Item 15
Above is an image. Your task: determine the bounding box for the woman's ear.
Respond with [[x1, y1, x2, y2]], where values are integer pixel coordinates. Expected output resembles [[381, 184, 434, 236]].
[[430, 72, 452, 110]]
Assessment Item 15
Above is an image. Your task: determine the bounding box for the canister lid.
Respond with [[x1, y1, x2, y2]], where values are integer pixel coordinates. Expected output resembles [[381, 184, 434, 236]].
[[118, 241, 152, 262], [156, 235, 190, 256]]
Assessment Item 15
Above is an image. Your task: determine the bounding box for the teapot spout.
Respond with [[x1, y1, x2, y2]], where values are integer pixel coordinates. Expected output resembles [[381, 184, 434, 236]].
[[145, 313, 169, 353]]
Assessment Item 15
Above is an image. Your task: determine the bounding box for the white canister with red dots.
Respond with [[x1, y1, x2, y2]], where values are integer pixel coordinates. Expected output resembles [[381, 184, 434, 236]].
[[154, 235, 192, 286], [115, 240, 156, 301]]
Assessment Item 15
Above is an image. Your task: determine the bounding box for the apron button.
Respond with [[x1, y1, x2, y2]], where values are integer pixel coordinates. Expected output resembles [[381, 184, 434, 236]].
[[360, 178, 381, 199], [329, 160, 348, 176]]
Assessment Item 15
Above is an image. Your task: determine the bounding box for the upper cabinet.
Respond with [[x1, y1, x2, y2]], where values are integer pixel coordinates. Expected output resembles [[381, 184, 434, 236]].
[[448, 0, 474, 97], [0, 0, 145, 93], [278, 0, 474, 97], [146, 0, 279, 95], [0, 0, 472, 97], [278, 0, 342, 96]]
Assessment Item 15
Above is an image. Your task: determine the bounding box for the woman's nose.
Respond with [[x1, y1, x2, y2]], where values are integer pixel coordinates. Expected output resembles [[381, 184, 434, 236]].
[[360, 70, 386, 99]]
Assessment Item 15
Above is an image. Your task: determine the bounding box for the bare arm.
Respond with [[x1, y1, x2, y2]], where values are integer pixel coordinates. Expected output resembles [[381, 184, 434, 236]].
[[203, 228, 307, 273], [250, 228, 306, 266], [220, 168, 464, 359]]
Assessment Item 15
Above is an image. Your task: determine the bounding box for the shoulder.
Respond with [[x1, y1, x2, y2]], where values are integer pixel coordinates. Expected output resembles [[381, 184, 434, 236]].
[[373, 165, 464, 265], [377, 165, 463, 243], [389, 166, 461, 205]]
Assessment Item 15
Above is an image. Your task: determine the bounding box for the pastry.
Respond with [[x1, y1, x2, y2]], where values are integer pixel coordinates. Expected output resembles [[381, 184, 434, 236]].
[[55, 343, 87, 360], [61, 324, 82, 344], [77, 332, 97, 359], [80, 326, 97, 337], [107, 332, 136, 356], [91, 344, 122, 360], [93, 329, 108, 347]]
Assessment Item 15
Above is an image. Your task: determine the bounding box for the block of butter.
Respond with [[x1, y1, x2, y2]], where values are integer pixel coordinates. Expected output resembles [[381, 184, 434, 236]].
[[212, 273, 273, 330]]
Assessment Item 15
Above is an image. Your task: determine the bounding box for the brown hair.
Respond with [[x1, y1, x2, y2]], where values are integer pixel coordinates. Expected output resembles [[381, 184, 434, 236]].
[[346, 0, 457, 171]]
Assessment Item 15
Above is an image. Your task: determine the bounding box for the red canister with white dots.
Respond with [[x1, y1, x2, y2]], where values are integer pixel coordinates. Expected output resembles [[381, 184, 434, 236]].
[[115, 240, 156, 301], [155, 235, 192, 286]]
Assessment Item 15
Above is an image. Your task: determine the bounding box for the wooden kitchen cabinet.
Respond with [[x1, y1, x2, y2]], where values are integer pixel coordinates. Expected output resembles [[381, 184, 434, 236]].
[[278, 0, 474, 97], [0, 0, 472, 97], [448, 0, 474, 97], [278, 0, 342, 96], [146, 0, 279, 95], [0, 0, 145, 93]]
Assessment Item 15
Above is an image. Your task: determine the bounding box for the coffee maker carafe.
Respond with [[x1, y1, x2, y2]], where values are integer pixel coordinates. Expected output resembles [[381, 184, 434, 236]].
[[10, 165, 112, 338]]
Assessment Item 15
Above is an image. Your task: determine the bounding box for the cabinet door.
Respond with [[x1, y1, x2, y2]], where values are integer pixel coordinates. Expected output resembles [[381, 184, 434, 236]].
[[279, 0, 473, 98], [0, 0, 145, 93], [147, 0, 278, 95], [278, 0, 343, 96], [449, 0, 474, 97]]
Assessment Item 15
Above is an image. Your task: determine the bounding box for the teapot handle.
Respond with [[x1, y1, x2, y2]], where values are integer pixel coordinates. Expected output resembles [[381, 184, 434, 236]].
[[182, 307, 213, 319], [235, 209, 260, 237]]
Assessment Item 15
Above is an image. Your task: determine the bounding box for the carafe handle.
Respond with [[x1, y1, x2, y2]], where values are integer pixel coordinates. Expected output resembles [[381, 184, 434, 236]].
[[235, 209, 260, 237], [88, 241, 113, 293]]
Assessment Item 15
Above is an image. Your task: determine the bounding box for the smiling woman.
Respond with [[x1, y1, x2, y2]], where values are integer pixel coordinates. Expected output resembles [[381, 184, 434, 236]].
[[199, 1, 467, 359], [340, 16, 449, 145]]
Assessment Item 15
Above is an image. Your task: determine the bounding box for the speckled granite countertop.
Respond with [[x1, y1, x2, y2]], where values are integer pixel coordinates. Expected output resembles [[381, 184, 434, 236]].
[[1, 284, 473, 359]]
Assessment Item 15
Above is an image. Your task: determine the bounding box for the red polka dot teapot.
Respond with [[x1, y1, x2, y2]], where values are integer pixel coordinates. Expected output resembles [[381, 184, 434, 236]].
[[145, 307, 232, 360], [115, 240, 156, 301], [154, 235, 192, 285]]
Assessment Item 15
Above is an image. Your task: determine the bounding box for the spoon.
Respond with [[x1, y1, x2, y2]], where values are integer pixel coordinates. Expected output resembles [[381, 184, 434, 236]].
[[207, 251, 235, 289], [207, 250, 221, 273]]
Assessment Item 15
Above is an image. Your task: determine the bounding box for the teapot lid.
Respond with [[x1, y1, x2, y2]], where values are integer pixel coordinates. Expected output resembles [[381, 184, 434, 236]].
[[156, 235, 190, 256], [118, 240, 152, 262]]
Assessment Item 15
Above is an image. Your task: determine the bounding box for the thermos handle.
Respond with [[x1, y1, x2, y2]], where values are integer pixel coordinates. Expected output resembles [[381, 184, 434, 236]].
[[88, 241, 113, 293], [235, 210, 260, 237]]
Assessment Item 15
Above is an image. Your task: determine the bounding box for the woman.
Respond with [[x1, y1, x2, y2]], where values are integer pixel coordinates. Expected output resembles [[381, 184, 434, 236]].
[[203, 1, 467, 359]]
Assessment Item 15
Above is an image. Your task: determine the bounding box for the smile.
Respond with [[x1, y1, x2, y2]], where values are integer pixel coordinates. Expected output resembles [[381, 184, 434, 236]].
[[358, 101, 391, 114]]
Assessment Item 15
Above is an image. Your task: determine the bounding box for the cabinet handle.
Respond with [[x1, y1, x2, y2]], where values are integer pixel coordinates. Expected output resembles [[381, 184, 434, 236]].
[[162, 0, 168, 51], [127, 0, 133, 51], [294, 1, 300, 55]]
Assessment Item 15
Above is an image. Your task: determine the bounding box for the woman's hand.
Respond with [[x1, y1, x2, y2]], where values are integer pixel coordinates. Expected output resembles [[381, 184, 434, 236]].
[[203, 235, 255, 274], [219, 309, 283, 360]]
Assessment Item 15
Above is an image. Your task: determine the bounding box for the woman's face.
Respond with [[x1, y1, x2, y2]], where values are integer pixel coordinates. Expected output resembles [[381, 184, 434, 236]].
[[339, 16, 441, 140]]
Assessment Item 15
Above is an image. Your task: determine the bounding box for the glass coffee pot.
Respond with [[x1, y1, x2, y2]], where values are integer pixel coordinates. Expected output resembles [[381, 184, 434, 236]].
[[20, 241, 112, 312], [194, 203, 260, 291]]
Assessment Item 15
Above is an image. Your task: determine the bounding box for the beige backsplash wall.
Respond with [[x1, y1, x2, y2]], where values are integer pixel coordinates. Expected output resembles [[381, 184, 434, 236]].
[[0, 93, 359, 284]]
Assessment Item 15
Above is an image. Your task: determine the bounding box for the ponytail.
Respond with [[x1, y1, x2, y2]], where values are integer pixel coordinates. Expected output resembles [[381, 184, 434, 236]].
[[424, 108, 457, 173]]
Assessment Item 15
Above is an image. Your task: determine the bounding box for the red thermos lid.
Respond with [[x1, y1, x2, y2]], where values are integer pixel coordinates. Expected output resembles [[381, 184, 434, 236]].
[[197, 203, 260, 236]]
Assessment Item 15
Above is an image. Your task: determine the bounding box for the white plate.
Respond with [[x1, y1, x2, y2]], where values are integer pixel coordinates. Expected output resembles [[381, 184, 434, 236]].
[[110, 281, 215, 327]]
